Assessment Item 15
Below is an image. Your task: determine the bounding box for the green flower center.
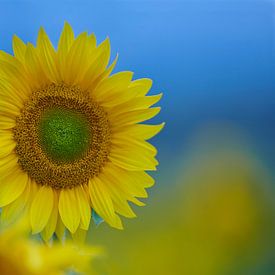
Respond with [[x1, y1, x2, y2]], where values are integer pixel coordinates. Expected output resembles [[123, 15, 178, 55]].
[[38, 107, 91, 163]]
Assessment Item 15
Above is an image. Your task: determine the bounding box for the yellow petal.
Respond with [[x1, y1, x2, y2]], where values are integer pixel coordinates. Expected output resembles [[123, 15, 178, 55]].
[[59, 188, 80, 233], [20, 180, 39, 228], [12, 35, 27, 63], [0, 78, 27, 104], [0, 153, 18, 175], [0, 100, 20, 118], [25, 43, 49, 88], [112, 137, 157, 155], [134, 171, 155, 188], [0, 92, 23, 110], [30, 185, 54, 234], [41, 190, 58, 241], [75, 185, 91, 230], [81, 37, 111, 90], [110, 107, 161, 128], [37, 27, 59, 82], [0, 130, 15, 158], [0, 154, 18, 175], [82, 53, 118, 92], [89, 177, 123, 229], [109, 144, 158, 171], [104, 164, 149, 198], [63, 32, 91, 84], [0, 50, 31, 96], [129, 78, 153, 96], [130, 197, 145, 206], [58, 22, 74, 55], [64, 33, 96, 85], [99, 172, 136, 218], [112, 122, 165, 140], [88, 33, 97, 48], [1, 178, 30, 226], [109, 154, 157, 171], [97, 78, 156, 109], [0, 116, 16, 130], [93, 71, 133, 99], [55, 214, 65, 241], [96, 53, 118, 81], [100, 164, 148, 206], [109, 93, 163, 116], [0, 143, 15, 159], [58, 22, 74, 80], [0, 168, 28, 207]]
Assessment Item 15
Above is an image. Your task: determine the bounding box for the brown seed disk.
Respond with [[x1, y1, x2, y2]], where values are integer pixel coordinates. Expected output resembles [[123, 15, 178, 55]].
[[13, 83, 111, 189]]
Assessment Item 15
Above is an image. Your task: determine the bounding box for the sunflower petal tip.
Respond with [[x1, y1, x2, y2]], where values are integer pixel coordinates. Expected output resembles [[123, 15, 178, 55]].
[[116, 223, 124, 230], [64, 21, 70, 27], [12, 34, 19, 41], [63, 22, 73, 32], [63, 222, 78, 234], [137, 199, 146, 207], [38, 26, 45, 35], [146, 78, 153, 86], [104, 36, 111, 47], [31, 224, 42, 234], [69, 227, 78, 234], [160, 122, 165, 129]]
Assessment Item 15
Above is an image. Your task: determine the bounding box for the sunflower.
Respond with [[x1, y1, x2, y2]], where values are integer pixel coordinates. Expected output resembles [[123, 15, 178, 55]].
[[0, 23, 163, 241], [0, 223, 100, 275]]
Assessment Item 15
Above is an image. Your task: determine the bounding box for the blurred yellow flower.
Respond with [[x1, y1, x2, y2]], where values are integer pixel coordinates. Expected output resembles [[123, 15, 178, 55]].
[[0, 223, 100, 275], [176, 140, 275, 274], [0, 22, 163, 241]]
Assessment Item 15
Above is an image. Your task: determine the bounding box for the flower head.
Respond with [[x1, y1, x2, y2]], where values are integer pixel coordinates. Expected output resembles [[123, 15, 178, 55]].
[[0, 23, 163, 240]]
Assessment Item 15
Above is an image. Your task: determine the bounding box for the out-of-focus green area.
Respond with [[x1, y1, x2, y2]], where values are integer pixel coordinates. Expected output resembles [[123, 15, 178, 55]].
[[89, 125, 275, 275]]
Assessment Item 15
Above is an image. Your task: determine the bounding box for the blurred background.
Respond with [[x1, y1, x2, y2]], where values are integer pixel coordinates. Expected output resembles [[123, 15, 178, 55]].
[[1, 0, 275, 274]]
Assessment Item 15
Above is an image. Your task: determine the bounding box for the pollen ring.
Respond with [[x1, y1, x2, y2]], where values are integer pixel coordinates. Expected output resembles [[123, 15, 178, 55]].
[[14, 84, 111, 189]]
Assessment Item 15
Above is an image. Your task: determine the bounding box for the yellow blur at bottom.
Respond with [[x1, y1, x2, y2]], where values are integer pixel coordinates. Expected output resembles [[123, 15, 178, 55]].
[[0, 222, 100, 275]]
